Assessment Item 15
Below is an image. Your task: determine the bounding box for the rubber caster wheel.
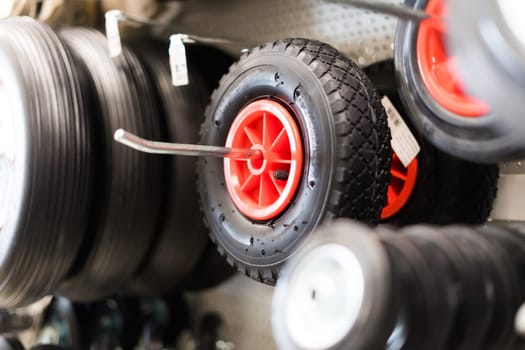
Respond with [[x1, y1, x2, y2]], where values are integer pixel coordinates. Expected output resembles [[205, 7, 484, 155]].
[[366, 60, 499, 225], [272, 220, 395, 350], [0, 17, 94, 307], [198, 38, 391, 283], [395, 0, 517, 163]]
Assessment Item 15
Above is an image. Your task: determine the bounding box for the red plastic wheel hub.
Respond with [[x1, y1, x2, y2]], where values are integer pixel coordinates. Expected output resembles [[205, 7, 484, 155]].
[[417, 0, 489, 117], [224, 99, 304, 221], [381, 153, 418, 220]]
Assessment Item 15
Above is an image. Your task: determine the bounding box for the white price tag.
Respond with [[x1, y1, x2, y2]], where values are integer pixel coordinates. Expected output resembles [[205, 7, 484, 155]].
[[382, 96, 420, 168], [105, 10, 122, 58], [169, 34, 189, 86]]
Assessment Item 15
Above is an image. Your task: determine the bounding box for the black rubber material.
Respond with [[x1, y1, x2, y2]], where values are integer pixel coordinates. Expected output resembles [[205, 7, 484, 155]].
[[445, 226, 516, 350], [386, 231, 451, 350], [124, 39, 210, 295], [395, 0, 518, 163], [273, 220, 395, 350], [366, 60, 499, 225], [380, 234, 428, 350], [58, 28, 165, 301], [406, 225, 491, 350], [401, 226, 461, 349], [479, 225, 525, 349], [198, 38, 391, 284], [0, 17, 93, 307], [180, 240, 237, 291]]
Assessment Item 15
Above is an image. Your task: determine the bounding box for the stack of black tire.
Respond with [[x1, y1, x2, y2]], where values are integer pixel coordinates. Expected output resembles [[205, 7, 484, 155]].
[[0, 17, 234, 309], [274, 220, 525, 350]]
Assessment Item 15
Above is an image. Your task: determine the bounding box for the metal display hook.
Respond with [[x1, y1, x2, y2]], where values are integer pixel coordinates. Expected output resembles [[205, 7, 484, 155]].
[[114, 129, 260, 160]]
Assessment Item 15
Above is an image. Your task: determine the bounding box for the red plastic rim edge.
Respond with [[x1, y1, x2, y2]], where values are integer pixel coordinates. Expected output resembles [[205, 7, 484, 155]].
[[416, 0, 490, 117], [381, 153, 418, 220], [224, 99, 304, 221]]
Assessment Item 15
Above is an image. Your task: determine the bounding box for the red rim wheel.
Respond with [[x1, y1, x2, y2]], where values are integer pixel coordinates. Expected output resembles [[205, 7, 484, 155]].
[[381, 153, 418, 220], [224, 99, 304, 221], [417, 0, 489, 117]]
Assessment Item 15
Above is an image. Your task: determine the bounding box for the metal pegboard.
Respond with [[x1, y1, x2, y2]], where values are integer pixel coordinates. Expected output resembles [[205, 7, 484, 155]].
[[172, 0, 401, 66]]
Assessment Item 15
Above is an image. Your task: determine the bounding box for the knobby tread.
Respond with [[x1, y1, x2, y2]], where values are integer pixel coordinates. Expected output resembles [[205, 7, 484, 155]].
[[198, 38, 391, 283]]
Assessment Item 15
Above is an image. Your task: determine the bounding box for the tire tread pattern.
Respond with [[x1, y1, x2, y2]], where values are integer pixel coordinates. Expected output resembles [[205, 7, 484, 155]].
[[198, 39, 391, 283]]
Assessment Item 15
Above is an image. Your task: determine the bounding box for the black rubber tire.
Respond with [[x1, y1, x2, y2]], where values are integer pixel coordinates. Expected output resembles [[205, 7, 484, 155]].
[[58, 28, 165, 301], [445, 226, 516, 350], [395, 0, 517, 163], [198, 38, 391, 284], [366, 60, 499, 225], [124, 39, 210, 295], [0, 17, 93, 307]]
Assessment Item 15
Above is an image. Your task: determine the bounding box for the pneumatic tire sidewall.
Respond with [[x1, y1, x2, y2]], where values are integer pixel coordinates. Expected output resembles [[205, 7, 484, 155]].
[[199, 52, 337, 276]]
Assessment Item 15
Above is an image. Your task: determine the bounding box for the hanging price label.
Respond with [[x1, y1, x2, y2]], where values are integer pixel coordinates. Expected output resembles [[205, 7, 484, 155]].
[[105, 10, 122, 58], [169, 34, 189, 86], [382, 96, 420, 168]]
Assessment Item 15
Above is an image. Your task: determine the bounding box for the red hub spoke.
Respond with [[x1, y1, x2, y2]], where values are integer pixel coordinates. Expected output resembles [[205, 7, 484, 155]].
[[381, 153, 419, 220], [241, 173, 259, 192], [417, 0, 489, 117], [224, 99, 304, 221], [244, 127, 262, 145]]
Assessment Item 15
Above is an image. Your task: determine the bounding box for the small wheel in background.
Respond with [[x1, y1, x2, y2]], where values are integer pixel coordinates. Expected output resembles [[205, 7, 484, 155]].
[[395, 0, 519, 163], [366, 60, 499, 225], [198, 38, 391, 284]]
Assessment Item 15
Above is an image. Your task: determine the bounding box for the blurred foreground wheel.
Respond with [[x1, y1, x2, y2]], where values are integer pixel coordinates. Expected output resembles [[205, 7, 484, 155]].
[[198, 38, 391, 284], [272, 221, 394, 350], [58, 28, 165, 301], [366, 60, 499, 225], [395, 0, 517, 163], [0, 17, 93, 307]]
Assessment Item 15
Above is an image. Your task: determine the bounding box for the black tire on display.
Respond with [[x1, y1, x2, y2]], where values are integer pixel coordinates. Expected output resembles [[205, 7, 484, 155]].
[[395, 0, 516, 163], [366, 60, 499, 225], [58, 28, 165, 301], [124, 39, 210, 295], [198, 38, 391, 284], [0, 17, 93, 307]]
